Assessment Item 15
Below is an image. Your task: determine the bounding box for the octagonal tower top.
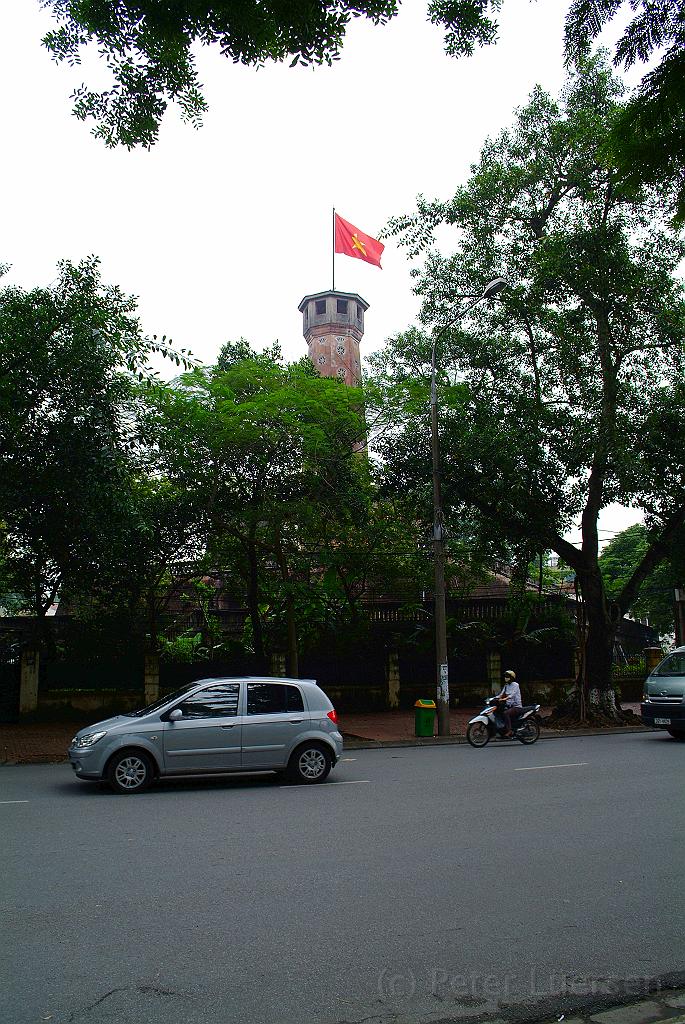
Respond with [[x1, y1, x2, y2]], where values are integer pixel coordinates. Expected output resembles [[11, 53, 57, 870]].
[[298, 290, 369, 386]]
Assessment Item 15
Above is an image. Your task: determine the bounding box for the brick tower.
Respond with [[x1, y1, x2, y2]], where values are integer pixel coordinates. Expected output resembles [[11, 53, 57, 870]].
[[298, 290, 369, 385]]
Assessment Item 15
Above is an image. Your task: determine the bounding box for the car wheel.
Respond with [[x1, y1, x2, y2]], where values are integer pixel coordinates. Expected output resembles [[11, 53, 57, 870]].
[[667, 729, 685, 741], [107, 750, 155, 794], [287, 743, 332, 784]]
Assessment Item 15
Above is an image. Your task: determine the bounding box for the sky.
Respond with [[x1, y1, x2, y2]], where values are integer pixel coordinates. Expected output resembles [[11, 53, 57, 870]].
[[1, 1, 646, 545]]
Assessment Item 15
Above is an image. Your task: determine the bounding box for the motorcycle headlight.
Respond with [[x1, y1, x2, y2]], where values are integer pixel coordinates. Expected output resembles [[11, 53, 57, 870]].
[[72, 730, 107, 748]]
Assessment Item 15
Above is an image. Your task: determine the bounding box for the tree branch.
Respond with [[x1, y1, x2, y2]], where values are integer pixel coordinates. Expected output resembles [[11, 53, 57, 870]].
[[547, 531, 583, 571], [617, 503, 685, 615]]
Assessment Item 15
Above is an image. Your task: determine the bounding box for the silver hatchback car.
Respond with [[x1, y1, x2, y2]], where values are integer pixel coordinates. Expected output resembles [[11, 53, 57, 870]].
[[68, 677, 343, 794]]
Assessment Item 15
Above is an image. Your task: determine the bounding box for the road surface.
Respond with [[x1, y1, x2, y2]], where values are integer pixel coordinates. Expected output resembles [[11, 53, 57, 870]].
[[2, 732, 683, 1023]]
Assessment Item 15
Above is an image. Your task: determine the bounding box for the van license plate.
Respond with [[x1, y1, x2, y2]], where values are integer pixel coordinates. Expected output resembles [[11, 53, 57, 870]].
[[654, 718, 671, 725]]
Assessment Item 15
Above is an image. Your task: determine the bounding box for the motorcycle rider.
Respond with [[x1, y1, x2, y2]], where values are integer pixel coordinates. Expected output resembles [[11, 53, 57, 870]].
[[497, 669, 522, 736]]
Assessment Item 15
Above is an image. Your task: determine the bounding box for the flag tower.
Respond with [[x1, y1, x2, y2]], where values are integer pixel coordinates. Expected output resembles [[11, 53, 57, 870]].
[[298, 290, 369, 386]]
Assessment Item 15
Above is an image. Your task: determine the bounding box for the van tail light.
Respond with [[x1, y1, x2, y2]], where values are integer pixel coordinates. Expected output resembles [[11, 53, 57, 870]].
[[327, 709, 338, 725]]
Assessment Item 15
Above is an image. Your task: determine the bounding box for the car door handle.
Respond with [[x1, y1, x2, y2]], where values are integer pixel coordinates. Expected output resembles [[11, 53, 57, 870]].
[[221, 724, 235, 729], [289, 719, 303, 723]]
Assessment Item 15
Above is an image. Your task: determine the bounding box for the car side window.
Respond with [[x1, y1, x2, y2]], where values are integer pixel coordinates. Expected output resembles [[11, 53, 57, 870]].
[[177, 684, 240, 719], [286, 686, 304, 712], [247, 683, 287, 715]]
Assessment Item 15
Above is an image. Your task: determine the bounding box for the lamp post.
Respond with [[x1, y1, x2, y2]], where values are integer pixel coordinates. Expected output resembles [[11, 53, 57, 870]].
[[431, 277, 507, 736]]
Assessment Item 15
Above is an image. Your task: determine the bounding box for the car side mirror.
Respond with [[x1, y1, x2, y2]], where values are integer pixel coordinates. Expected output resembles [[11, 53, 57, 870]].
[[168, 708, 183, 722]]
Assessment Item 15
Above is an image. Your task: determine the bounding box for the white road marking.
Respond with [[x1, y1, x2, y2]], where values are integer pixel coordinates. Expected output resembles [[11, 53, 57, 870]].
[[515, 763, 589, 772], [0, 799, 30, 804], [280, 780, 370, 789], [341, 758, 357, 762]]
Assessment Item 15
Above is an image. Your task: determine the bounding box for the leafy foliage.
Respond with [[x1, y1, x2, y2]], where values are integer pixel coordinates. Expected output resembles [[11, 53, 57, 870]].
[[0, 258, 187, 621], [41, 0, 399, 147], [599, 523, 685, 636], [565, 0, 685, 222], [378, 56, 685, 697], [139, 343, 372, 671], [428, 0, 502, 56]]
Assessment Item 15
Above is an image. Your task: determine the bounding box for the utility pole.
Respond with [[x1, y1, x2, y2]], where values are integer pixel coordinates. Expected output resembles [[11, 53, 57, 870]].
[[429, 278, 507, 736], [430, 343, 450, 736]]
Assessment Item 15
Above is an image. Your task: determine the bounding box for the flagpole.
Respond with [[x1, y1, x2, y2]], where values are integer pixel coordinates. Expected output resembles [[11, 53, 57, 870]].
[[332, 206, 335, 292]]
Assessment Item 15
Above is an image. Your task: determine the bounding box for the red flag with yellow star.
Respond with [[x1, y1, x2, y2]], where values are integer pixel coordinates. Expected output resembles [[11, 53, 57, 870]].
[[334, 213, 384, 268]]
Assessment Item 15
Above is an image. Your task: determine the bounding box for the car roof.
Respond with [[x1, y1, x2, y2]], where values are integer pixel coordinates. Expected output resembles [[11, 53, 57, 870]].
[[191, 676, 318, 686]]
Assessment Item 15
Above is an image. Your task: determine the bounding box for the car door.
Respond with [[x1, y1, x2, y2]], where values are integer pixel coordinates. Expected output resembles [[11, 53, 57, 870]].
[[241, 683, 307, 769], [162, 682, 242, 772]]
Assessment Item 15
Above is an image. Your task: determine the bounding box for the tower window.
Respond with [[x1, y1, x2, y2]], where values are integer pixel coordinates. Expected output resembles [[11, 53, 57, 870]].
[[337, 368, 346, 379], [319, 337, 326, 344], [337, 299, 348, 314], [336, 343, 345, 355], [357, 304, 363, 321], [317, 354, 326, 365], [315, 300, 326, 315]]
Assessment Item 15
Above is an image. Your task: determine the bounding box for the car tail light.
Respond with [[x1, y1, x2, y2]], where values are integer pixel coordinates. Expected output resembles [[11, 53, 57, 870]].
[[327, 709, 338, 725]]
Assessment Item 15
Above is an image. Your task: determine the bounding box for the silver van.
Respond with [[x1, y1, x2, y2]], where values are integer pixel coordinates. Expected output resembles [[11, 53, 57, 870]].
[[641, 648, 685, 740], [68, 677, 343, 793]]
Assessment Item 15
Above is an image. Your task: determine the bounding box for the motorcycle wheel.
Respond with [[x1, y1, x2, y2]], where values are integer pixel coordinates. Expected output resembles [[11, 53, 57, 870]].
[[466, 722, 490, 748], [517, 718, 540, 744]]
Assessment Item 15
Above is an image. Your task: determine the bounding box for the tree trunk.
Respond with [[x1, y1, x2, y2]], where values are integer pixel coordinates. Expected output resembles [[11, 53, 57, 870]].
[[578, 566, 624, 715], [583, 596, 619, 719], [545, 555, 630, 726], [550, 566, 625, 725]]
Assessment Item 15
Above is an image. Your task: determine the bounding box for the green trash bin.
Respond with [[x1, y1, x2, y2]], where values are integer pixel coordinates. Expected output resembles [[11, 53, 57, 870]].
[[414, 699, 436, 737]]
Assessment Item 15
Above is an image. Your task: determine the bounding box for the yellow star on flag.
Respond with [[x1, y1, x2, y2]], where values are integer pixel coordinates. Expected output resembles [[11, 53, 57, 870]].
[[351, 233, 367, 256]]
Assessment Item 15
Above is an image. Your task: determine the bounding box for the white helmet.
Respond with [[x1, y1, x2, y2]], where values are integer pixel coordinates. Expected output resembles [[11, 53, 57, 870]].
[[504, 670, 516, 681]]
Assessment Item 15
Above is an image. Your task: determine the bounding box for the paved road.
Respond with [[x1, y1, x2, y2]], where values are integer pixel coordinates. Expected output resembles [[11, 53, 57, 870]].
[[2, 733, 684, 1024]]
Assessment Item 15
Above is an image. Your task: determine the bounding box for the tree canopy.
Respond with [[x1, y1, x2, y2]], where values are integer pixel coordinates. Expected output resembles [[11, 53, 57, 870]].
[[565, 0, 685, 223], [0, 257, 180, 620], [38, 0, 516, 147], [38, 1, 685, 226], [41, 0, 397, 147], [138, 343, 375, 673], [599, 523, 685, 637], [377, 56, 685, 713]]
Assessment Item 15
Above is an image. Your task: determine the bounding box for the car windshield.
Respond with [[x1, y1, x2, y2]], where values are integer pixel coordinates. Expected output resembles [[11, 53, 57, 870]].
[[125, 683, 199, 717], [653, 653, 685, 677]]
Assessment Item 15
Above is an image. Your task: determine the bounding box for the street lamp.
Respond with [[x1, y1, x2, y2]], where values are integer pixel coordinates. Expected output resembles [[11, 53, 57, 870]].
[[431, 277, 507, 736]]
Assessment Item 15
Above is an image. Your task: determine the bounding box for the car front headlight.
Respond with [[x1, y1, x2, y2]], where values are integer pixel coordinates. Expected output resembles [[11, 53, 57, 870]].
[[71, 730, 107, 748]]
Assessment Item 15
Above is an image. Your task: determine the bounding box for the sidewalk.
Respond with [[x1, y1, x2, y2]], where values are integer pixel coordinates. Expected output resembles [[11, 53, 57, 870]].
[[0, 705, 646, 764], [534, 988, 685, 1024], [339, 703, 644, 746]]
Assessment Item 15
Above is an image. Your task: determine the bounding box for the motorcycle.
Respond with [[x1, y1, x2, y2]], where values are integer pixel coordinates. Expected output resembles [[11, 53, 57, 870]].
[[466, 695, 541, 747]]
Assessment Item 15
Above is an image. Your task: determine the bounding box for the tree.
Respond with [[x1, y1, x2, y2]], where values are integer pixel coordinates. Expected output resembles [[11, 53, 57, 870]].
[[379, 57, 685, 720], [565, 0, 685, 223], [39, 1, 513, 147], [141, 345, 368, 675], [39, 0, 685, 193], [0, 258, 191, 624], [41, 0, 396, 147], [599, 524, 685, 637]]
